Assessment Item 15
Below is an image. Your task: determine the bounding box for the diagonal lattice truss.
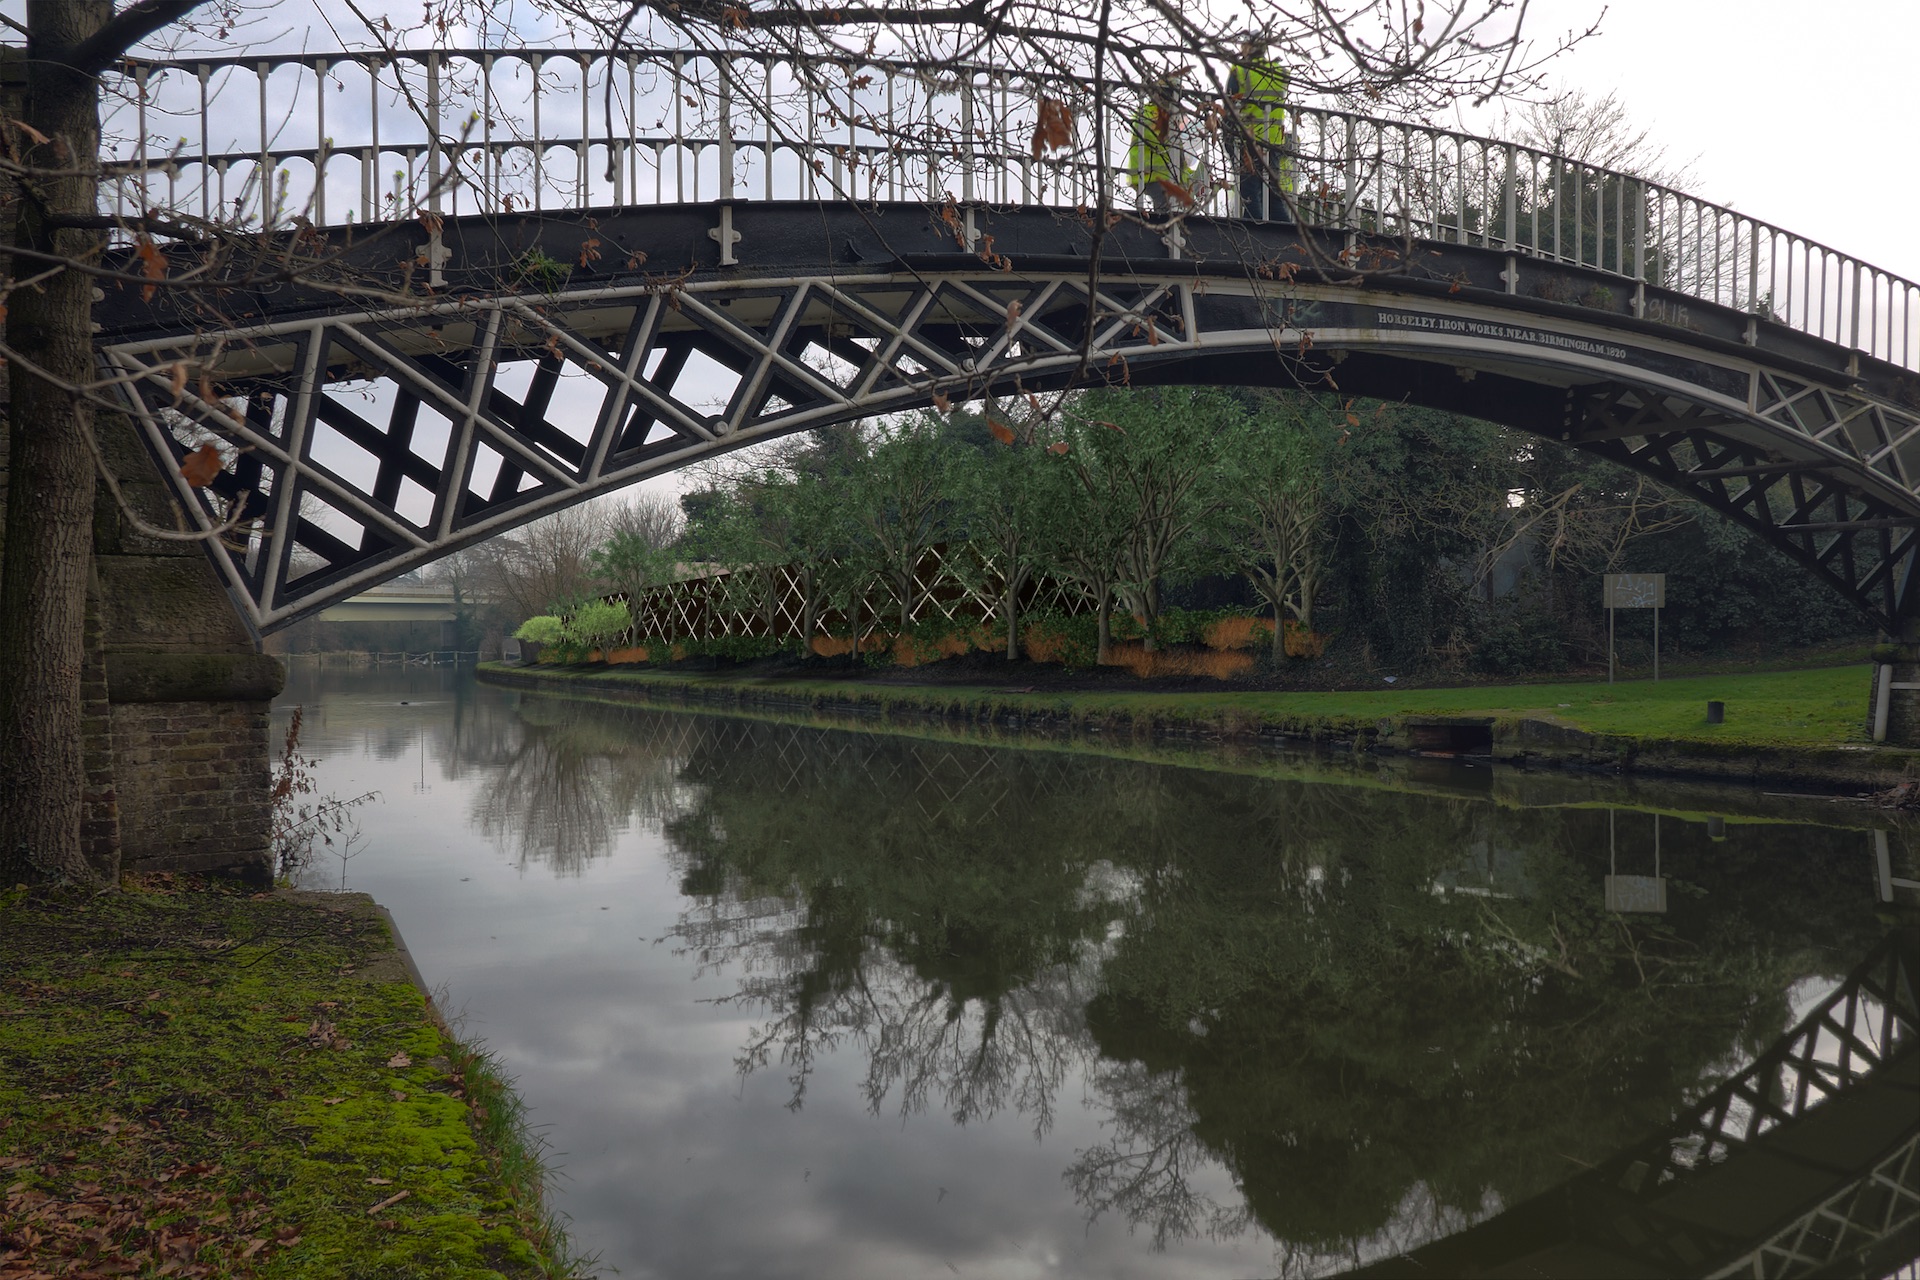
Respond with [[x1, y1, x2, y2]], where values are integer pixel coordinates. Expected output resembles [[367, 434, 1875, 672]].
[[103, 265, 1920, 635], [1587, 928, 1920, 1276], [106, 271, 1197, 634], [1571, 382, 1920, 627], [1709, 1129, 1920, 1280]]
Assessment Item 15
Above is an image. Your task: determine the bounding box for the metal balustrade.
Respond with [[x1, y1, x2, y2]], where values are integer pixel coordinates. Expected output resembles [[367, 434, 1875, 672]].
[[96, 47, 1919, 374]]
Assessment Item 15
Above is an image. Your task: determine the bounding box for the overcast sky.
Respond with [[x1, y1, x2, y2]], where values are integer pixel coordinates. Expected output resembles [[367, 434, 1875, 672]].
[[1494, 0, 1915, 278]]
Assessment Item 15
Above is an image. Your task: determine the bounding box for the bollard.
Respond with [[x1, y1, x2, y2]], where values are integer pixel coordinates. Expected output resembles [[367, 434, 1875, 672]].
[[1706, 701, 1725, 724], [1707, 816, 1726, 840]]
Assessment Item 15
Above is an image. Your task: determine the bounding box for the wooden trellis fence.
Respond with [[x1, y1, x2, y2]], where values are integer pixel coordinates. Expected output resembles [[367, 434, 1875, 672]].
[[610, 543, 1092, 650]]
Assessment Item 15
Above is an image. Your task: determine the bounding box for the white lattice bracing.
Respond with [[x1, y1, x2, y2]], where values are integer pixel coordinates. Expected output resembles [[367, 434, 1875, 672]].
[[105, 263, 1920, 635]]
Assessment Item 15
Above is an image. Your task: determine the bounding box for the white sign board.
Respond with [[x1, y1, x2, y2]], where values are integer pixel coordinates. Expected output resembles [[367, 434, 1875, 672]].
[[1604, 573, 1667, 609], [1605, 874, 1668, 914]]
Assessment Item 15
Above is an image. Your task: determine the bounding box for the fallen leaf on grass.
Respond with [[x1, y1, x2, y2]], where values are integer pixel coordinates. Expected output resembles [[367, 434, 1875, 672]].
[[365, 1177, 392, 1186], [305, 1020, 349, 1050], [240, 1238, 269, 1259], [385, 1052, 411, 1069]]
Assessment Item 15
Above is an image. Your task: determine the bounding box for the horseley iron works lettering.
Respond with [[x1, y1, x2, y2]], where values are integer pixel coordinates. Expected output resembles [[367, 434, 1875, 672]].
[[1374, 310, 1632, 362]]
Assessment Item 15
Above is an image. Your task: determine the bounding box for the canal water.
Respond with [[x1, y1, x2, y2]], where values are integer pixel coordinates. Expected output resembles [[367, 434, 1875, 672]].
[[273, 663, 1906, 1279]]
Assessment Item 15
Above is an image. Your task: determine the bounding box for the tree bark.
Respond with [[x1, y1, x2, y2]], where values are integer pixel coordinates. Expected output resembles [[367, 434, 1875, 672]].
[[0, 0, 112, 882], [1002, 564, 1027, 661]]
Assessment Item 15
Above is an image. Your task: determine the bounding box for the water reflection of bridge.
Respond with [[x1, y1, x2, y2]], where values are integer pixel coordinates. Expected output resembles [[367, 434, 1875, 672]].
[[1349, 928, 1919, 1279], [444, 690, 1919, 1274], [648, 712, 1920, 1277]]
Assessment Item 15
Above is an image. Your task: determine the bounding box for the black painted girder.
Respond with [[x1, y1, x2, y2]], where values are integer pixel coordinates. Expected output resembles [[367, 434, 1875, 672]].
[[98, 205, 1920, 633]]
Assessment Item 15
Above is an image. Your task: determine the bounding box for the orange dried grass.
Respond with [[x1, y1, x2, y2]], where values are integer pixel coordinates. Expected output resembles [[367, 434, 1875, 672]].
[[1201, 615, 1267, 651], [1283, 622, 1329, 658], [1103, 643, 1255, 680], [810, 633, 890, 658]]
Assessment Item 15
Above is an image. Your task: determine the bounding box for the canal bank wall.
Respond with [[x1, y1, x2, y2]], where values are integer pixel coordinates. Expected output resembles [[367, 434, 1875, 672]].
[[476, 662, 1920, 792]]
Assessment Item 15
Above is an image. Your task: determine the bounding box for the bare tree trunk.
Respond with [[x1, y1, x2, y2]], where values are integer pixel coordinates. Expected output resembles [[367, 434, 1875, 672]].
[[1002, 565, 1027, 662], [0, 0, 110, 881], [1273, 601, 1286, 663], [1096, 593, 1112, 665]]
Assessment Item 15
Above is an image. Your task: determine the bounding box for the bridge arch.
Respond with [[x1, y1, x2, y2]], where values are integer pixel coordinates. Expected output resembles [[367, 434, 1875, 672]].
[[101, 204, 1920, 634], [78, 48, 1919, 636]]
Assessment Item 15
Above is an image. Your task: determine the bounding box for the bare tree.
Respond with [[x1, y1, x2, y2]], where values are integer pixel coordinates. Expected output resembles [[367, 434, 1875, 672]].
[[467, 504, 612, 625]]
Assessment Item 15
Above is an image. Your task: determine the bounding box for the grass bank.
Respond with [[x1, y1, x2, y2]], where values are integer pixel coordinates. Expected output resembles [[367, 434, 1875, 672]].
[[0, 878, 588, 1279], [479, 660, 1920, 788]]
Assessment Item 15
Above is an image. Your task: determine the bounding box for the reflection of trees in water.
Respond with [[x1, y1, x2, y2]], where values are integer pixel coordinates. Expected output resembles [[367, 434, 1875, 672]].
[[407, 688, 1890, 1267], [664, 725, 1128, 1131], [641, 716, 1887, 1267], [469, 699, 697, 873], [1070, 800, 1890, 1265], [277, 665, 526, 781]]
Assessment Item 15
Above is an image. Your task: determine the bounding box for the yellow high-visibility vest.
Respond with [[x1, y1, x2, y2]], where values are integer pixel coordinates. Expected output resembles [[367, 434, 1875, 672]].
[[1234, 60, 1288, 147], [1128, 101, 1176, 187]]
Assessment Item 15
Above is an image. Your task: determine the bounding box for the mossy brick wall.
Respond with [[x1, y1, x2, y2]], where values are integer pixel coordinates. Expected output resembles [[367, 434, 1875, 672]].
[[90, 409, 284, 881], [109, 700, 273, 875], [0, 394, 284, 880], [79, 585, 122, 878]]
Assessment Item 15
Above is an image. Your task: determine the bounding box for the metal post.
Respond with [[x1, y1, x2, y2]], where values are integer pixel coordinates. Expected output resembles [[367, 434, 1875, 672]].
[[315, 59, 328, 226], [368, 57, 381, 221], [1851, 260, 1864, 352], [960, 73, 973, 204], [258, 61, 272, 226], [1874, 662, 1893, 742], [199, 64, 211, 223], [1654, 605, 1659, 682], [532, 53, 545, 210], [135, 64, 149, 215], [482, 55, 495, 209], [718, 55, 734, 200], [1551, 154, 1562, 262], [1609, 606, 1615, 684], [426, 51, 442, 214]]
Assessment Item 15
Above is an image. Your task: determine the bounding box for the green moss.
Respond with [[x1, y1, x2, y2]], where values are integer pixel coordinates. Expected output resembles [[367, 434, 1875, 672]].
[[0, 881, 589, 1278]]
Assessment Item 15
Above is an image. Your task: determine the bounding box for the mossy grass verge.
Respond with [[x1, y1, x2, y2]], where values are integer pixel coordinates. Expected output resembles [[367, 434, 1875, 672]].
[[484, 661, 1878, 750], [0, 877, 592, 1279]]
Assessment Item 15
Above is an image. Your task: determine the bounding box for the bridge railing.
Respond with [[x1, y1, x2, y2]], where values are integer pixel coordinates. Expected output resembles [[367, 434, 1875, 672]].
[[95, 47, 1918, 373]]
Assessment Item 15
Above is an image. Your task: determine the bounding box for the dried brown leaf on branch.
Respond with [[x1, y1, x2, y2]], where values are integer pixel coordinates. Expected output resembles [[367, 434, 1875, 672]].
[[179, 444, 222, 488], [988, 419, 1015, 445], [1030, 98, 1072, 159], [134, 235, 166, 303]]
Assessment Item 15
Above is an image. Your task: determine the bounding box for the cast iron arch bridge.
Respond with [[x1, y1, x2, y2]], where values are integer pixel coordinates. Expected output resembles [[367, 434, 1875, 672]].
[[82, 46, 1920, 634]]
